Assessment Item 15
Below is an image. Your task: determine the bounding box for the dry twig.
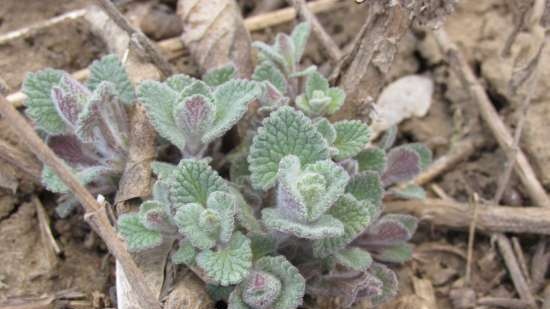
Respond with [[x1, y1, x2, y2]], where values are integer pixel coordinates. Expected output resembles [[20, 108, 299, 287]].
[[0, 94, 162, 309], [465, 194, 479, 285], [290, 0, 342, 62], [384, 198, 550, 235], [494, 234, 537, 307], [433, 28, 550, 207]]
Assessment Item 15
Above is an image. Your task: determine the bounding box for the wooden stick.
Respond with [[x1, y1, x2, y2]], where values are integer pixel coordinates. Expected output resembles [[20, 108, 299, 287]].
[[6, 0, 343, 108], [465, 194, 479, 285], [91, 0, 174, 78], [0, 139, 42, 181], [432, 28, 550, 207], [414, 135, 486, 185], [477, 297, 532, 309], [495, 234, 537, 307], [511, 237, 531, 283], [384, 198, 550, 235], [0, 94, 162, 309], [290, 0, 342, 62]]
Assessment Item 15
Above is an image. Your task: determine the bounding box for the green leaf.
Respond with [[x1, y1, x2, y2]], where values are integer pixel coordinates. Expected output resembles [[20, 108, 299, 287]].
[[314, 118, 336, 145], [203, 63, 237, 87], [402, 143, 432, 170], [207, 191, 237, 244], [369, 263, 398, 306], [203, 79, 260, 143], [248, 106, 329, 190], [291, 22, 310, 62], [346, 172, 384, 207], [313, 194, 374, 257], [138, 80, 186, 150], [333, 120, 371, 161], [196, 232, 252, 286], [165, 74, 197, 92], [254, 256, 305, 309], [151, 161, 176, 179], [76, 81, 129, 151], [250, 234, 276, 260], [173, 94, 215, 149], [118, 213, 162, 252], [390, 184, 426, 200], [325, 87, 346, 115], [174, 203, 216, 250], [23, 68, 66, 134], [375, 243, 413, 263], [335, 248, 373, 271], [172, 240, 197, 265], [230, 186, 264, 234], [252, 61, 287, 94], [262, 208, 344, 240], [41, 165, 69, 193], [168, 159, 228, 207], [87, 54, 134, 104], [253, 42, 286, 69], [305, 71, 329, 99], [356, 147, 386, 173]]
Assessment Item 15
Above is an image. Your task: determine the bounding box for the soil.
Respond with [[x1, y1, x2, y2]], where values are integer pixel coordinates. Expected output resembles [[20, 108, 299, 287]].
[[0, 0, 549, 308]]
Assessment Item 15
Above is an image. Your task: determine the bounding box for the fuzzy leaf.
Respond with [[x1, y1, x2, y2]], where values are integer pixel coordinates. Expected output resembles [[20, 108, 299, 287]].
[[208, 191, 237, 243], [333, 120, 370, 161], [174, 203, 216, 250], [369, 263, 398, 305], [172, 240, 197, 265], [335, 248, 373, 271], [262, 208, 344, 240], [250, 235, 276, 260], [138, 80, 186, 150], [241, 271, 282, 309], [356, 147, 386, 173], [355, 214, 418, 246], [174, 94, 215, 150], [203, 79, 260, 143], [381, 147, 420, 186], [196, 232, 252, 286], [379, 126, 398, 150], [23, 68, 66, 134], [51, 75, 89, 127], [229, 255, 305, 309], [305, 71, 329, 98], [325, 87, 346, 115], [168, 159, 228, 208], [252, 61, 287, 93], [248, 106, 329, 190], [276, 156, 348, 222], [42, 165, 70, 193], [139, 201, 173, 233], [390, 184, 426, 200], [275, 34, 295, 72], [230, 187, 264, 234], [308, 270, 383, 308], [47, 135, 98, 167], [253, 42, 286, 69], [76, 81, 129, 153], [87, 54, 134, 104], [314, 118, 336, 145], [312, 194, 374, 257], [203, 64, 237, 87], [151, 161, 176, 179], [346, 172, 383, 207], [373, 243, 413, 263], [401, 143, 432, 170], [165, 74, 197, 92], [118, 213, 162, 252], [256, 82, 289, 111], [290, 22, 310, 62]]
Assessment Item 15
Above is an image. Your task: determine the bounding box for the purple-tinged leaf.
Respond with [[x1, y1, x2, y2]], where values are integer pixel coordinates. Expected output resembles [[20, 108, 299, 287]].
[[381, 147, 420, 187], [47, 135, 99, 167], [51, 75, 89, 127], [76, 82, 129, 156], [275, 33, 296, 72], [174, 95, 214, 141], [52, 87, 80, 126], [368, 263, 398, 305], [370, 243, 413, 264], [241, 271, 282, 309], [346, 171, 384, 207], [353, 214, 418, 247], [308, 270, 383, 308]]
